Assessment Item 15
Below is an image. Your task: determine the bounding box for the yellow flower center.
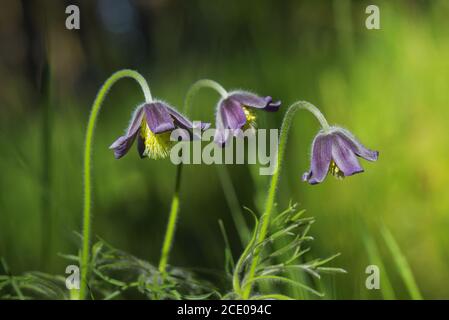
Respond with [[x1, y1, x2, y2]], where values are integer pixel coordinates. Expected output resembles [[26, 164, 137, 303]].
[[242, 106, 257, 130], [140, 120, 173, 159], [329, 160, 345, 179]]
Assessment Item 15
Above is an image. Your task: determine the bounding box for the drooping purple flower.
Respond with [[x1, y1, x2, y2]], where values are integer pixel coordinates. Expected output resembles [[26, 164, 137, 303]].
[[110, 101, 209, 159], [214, 91, 281, 145], [302, 127, 379, 185]]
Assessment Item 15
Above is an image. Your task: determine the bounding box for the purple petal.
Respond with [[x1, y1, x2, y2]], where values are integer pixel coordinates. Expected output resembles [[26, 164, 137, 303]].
[[109, 134, 138, 159], [264, 99, 281, 112], [303, 133, 333, 184], [126, 107, 145, 136], [144, 102, 175, 134], [109, 107, 144, 159], [165, 104, 194, 129], [201, 122, 211, 130], [214, 128, 230, 147], [166, 105, 210, 131], [219, 98, 247, 130], [137, 134, 145, 158], [229, 91, 281, 112], [331, 135, 364, 176], [335, 128, 379, 162], [191, 121, 210, 137]]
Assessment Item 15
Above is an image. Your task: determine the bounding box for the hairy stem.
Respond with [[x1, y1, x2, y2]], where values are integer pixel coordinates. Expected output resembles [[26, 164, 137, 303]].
[[158, 164, 183, 274], [184, 79, 227, 115], [80, 69, 152, 300], [157, 80, 226, 275], [241, 100, 329, 299], [183, 79, 251, 244]]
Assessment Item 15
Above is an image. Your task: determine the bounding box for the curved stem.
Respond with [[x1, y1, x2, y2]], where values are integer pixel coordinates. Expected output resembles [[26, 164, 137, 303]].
[[300, 101, 330, 130], [184, 79, 227, 115], [183, 79, 252, 246], [241, 100, 329, 299], [156, 79, 226, 275], [158, 164, 182, 274], [80, 69, 151, 300]]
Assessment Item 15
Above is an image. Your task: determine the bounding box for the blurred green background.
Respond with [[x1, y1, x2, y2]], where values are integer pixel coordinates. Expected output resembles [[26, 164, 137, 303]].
[[1, 0, 449, 299]]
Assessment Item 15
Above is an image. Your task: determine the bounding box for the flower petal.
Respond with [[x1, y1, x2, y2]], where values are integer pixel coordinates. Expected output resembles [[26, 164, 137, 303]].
[[303, 133, 333, 184], [214, 128, 230, 147], [165, 104, 194, 128], [109, 107, 144, 159], [229, 91, 281, 112], [336, 129, 379, 162], [219, 98, 247, 130], [165, 105, 210, 131], [331, 134, 364, 176], [137, 134, 145, 158], [126, 107, 145, 136], [144, 102, 175, 134], [109, 134, 137, 159]]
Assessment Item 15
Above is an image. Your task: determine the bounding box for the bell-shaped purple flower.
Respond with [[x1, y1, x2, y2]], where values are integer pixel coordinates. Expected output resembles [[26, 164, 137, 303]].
[[302, 127, 379, 185], [214, 91, 281, 145], [110, 101, 209, 159]]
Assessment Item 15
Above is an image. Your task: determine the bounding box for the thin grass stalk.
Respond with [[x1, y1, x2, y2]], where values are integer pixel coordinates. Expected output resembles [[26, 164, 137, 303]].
[[40, 60, 52, 268], [382, 227, 422, 300]]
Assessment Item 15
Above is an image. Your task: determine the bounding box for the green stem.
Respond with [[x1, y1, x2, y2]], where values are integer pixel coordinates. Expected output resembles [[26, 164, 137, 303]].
[[241, 100, 329, 299], [183, 79, 251, 244], [158, 164, 183, 274], [184, 79, 227, 115], [178, 79, 257, 277], [156, 79, 226, 275], [80, 69, 152, 300]]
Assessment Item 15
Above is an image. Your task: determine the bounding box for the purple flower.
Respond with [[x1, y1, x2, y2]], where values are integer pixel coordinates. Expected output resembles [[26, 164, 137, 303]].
[[214, 91, 281, 145], [110, 101, 209, 159], [302, 127, 379, 185]]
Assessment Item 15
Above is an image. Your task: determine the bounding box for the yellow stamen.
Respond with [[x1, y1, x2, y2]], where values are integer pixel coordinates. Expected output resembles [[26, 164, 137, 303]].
[[140, 120, 173, 159], [242, 106, 257, 130], [329, 160, 345, 180]]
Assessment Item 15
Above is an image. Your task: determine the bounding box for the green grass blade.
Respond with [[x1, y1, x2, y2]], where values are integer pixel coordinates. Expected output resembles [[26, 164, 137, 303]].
[[362, 232, 396, 300], [217, 166, 250, 246], [382, 227, 422, 300]]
